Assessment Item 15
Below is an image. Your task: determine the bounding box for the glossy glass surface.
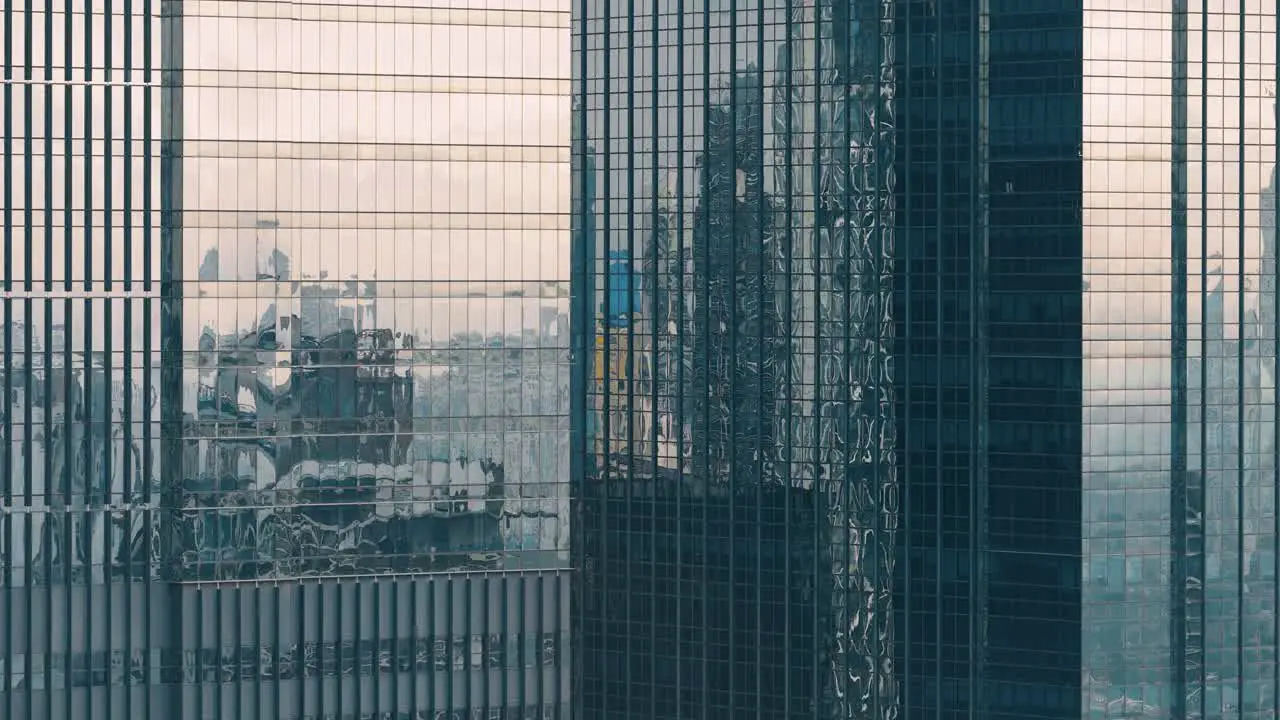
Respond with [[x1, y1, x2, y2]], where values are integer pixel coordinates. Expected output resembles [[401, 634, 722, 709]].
[[575, 3, 1280, 720], [1, 1, 572, 718], [176, 2, 571, 580], [1078, 3, 1278, 718], [573, 1, 898, 719]]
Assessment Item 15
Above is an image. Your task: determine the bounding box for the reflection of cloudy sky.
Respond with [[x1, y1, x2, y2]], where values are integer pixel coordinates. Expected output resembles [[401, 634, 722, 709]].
[[1081, 4, 1278, 461], [178, 3, 571, 348], [7, 2, 572, 350]]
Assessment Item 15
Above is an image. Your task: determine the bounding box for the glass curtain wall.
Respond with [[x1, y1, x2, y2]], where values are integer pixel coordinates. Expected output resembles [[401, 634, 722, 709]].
[[573, 1, 898, 719], [2, 1, 573, 718]]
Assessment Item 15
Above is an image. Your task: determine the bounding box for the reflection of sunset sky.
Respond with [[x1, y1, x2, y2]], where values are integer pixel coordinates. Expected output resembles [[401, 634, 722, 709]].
[[1078, 4, 1279, 716]]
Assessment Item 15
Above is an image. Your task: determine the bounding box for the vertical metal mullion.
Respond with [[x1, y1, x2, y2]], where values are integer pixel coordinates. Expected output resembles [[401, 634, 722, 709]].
[[84, 302, 96, 720], [40, 4, 54, 707], [102, 26, 117, 720], [1198, 4, 1209, 717], [933, 1, 945, 717], [20, 295, 31, 720], [698, 1, 711, 715], [0, 243, 8, 719], [39, 3, 52, 717], [726, 2, 739, 716], [296, 582, 305, 718], [569, 1, 588, 718], [140, 0, 154, 702], [781, 1, 794, 715], [370, 579, 380, 718], [901, 0, 913, 715], [966, 2, 988, 718], [120, 37, 135, 718], [317, 582, 327, 719], [121, 202, 135, 720], [253, 583, 262, 720], [20, 23, 35, 720], [84, 0, 94, 297], [426, 579, 435, 715], [810, 3, 823, 718], [216, 584, 225, 720], [648, 0, 661, 716], [1169, 0, 1189, 714], [139, 0, 155, 687], [102, 2, 117, 703], [1273, 0, 1280, 705], [497, 576, 506, 719], [475, 578, 485, 718], [2, 0, 15, 713], [623, 2, 637, 716], [354, 579, 363, 714], [455, 576, 464, 715], [672, 2, 687, 716], [275, 580, 284, 720], [61, 296, 72, 718], [385, 579, 395, 720], [234, 585, 244, 720], [752, 3, 765, 718], [42, 301, 52, 720], [598, 0, 614, 709], [194, 584, 204, 719], [334, 580, 344, 715], [1235, 3, 1246, 714], [534, 575, 545, 715], [408, 579, 418, 718]]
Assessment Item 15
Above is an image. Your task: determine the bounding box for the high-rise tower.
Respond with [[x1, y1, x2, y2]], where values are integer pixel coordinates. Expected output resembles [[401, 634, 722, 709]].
[[573, 2, 899, 718], [574, 2, 1280, 720], [2, 2, 573, 718]]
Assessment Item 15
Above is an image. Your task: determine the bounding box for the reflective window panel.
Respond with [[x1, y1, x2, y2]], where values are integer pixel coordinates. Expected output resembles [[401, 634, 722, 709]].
[[2, 1, 572, 719], [572, 2, 1280, 720]]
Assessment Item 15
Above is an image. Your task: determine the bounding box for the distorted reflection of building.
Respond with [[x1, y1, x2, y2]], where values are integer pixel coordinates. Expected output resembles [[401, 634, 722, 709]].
[[578, 22, 898, 712], [0, 2, 571, 716], [182, 251, 566, 580]]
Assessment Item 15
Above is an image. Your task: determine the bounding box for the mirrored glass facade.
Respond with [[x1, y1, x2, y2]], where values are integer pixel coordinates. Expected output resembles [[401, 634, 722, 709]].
[[3, 1, 571, 718], [573, 1, 898, 718], [573, 2, 1280, 720]]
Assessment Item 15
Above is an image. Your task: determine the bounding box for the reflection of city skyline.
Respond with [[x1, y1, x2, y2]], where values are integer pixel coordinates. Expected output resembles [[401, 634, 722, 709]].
[[179, 242, 569, 580]]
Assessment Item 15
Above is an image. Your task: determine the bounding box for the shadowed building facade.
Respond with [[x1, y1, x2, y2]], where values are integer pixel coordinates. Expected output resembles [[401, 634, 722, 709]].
[[573, 2, 898, 718], [574, 2, 1280, 720]]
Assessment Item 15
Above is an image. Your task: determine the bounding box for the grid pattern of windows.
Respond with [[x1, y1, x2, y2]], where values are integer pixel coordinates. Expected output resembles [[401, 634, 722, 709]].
[[2, 1, 572, 718], [175, 0, 571, 581], [572, 1, 898, 719], [574, 2, 1280, 720]]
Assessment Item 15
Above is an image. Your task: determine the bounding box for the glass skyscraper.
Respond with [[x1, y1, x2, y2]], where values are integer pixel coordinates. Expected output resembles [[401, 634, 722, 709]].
[[573, 2, 1280, 720], [2, 1, 571, 718]]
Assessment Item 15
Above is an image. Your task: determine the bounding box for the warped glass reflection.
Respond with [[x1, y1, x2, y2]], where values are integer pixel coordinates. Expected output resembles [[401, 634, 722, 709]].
[[0, 325, 162, 585], [180, 245, 569, 580]]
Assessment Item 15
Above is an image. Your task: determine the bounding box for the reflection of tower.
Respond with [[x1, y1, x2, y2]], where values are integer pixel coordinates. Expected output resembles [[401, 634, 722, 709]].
[[690, 69, 783, 488], [772, 5, 899, 716]]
